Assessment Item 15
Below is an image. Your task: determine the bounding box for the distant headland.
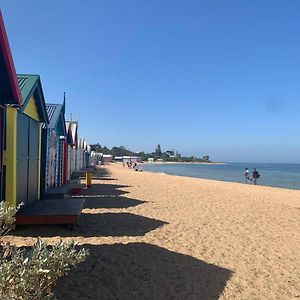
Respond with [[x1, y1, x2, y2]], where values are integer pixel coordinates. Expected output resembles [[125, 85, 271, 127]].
[[90, 143, 215, 163]]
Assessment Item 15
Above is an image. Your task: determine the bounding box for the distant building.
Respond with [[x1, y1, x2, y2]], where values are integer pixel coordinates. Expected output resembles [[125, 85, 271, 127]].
[[123, 156, 141, 163], [114, 156, 123, 162], [102, 154, 112, 164], [148, 158, 154, 163], [130, 156, 141, 163], [90, 152, 102, 166]]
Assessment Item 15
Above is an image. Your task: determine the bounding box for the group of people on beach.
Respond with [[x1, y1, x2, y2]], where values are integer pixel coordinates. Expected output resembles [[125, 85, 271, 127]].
[[243, 168, 260, 185], [123, 161, 143, 172]]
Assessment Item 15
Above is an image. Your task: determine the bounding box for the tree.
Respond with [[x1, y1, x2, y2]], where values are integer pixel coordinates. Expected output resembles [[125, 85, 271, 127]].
[[155, 144, 162, 157], [202, 155, 210, 161]]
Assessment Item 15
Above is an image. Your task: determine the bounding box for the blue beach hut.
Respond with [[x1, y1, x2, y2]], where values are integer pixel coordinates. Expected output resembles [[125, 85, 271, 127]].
[[40, 100, 67, 198]]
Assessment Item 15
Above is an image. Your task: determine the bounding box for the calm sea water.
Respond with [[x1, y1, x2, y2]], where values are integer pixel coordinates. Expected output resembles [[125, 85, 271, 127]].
[[142, 163, 300, 190]]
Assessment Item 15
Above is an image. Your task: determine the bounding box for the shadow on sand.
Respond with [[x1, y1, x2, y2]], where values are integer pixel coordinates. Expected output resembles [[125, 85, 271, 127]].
[[13, 212, 167, 237], [82, 196, 146, 209], [80, 183, 131, 197], [54, 243, 232, 300]]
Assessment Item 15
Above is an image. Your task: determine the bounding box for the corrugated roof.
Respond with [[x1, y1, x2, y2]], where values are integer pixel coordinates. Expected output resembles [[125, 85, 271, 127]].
[[17, 74, 49, 124], [17, 75, 39, 105], [42, 103, 63, 129]]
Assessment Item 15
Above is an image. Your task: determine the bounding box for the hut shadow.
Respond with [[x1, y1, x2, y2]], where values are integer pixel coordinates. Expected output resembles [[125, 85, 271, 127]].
[[82, 196, 146, 209], [54, 243, 232, 300], [93, 167, 112, 177], [13, 213, 167, 238], [91, 177, 117, 181], [73, 166, 112, 180], [81, 183, 131, 197]]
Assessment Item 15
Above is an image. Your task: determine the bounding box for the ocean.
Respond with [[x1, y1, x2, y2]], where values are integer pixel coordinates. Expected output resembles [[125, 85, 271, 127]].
[[141, 162, 300, 190]]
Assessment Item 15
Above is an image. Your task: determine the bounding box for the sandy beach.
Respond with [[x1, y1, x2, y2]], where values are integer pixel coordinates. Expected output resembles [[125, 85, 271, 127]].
[[3, 164, 300, 299]]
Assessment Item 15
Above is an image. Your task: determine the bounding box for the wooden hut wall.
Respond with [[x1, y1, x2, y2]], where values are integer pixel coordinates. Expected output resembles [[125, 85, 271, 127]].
[[40, 127, 48, 198], [46, 130, 58, 189], [56, 138, 64, 186], [67, 145, 71, 180], [67, 144, 73, 180], [71, 146, 76, 174], [16, 111, 40, 206], [0, 106, 4, 199], [76, 143, 83, 171], [62, 139, 68, 184]]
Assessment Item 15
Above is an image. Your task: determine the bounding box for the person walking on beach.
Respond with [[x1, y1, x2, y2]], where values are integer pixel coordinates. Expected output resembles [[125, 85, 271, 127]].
[[252, 168, 260, 185], [243, 168, 250, 183]]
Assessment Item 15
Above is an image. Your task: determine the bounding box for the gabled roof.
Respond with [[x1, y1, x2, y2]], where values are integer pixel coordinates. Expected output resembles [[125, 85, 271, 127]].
[[71, 121, 78, 146], [17, 74, 49, 124], [0, 11, 21, 106], [42, 103, 66, 136], [66, 121, 75, 145]]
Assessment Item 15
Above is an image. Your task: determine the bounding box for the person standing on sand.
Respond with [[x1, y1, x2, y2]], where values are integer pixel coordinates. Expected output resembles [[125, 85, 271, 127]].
[[243, 168, 250, 183], [252, 168, 260, 185]]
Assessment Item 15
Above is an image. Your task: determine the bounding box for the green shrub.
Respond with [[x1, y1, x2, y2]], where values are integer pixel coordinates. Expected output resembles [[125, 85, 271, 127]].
[[0, 201, 22, 236], [0, 239, 88, 300]]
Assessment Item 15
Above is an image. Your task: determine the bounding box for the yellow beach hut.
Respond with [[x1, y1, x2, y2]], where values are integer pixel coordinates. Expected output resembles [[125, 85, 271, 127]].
[[3, 74, 49, 207]]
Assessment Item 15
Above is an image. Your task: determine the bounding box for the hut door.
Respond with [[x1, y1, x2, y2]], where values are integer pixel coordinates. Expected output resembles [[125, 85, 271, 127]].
[[16, 114, 39, 205], [16, 113, 29, 205], [27, 119, 39, 203]]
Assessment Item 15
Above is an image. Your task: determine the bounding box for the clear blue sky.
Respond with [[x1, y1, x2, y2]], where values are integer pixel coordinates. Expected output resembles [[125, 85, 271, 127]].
[[1, 1, 300, 162]]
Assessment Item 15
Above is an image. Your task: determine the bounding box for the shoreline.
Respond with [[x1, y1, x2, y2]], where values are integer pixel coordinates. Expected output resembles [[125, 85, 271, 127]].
[[141, 161, 227, 165]]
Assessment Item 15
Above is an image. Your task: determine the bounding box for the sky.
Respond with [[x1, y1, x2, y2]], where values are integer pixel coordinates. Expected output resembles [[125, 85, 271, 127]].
[[1, 0, 300, 162]]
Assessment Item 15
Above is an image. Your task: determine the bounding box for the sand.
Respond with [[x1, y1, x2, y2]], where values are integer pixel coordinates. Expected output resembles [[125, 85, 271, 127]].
[[2, 164, 300, 299]]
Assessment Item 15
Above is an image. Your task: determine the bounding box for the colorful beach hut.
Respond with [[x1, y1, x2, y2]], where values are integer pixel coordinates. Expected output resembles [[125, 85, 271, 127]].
[[3, 74, 49, 208], [77, 138, 84, 171], [40, 100, 67, 198], [0, 11, 22, 201], [77, 138, 90, 170], [65, 119, 78, 179]]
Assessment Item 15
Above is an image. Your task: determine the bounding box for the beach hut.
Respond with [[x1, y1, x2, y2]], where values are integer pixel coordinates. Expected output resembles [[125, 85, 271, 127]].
[[102, 154, 112, 164], [90, 151, 102, 167], [63, 119, 72, 182], [122, 156, 131, 164], [82, 139, 87, 168], [3, 74, 49, 208], [130, 156, 141, 163], [77, 138, 84, 171], [123, 156, 142, 163], [65, 119, 78, 179], [80, 139, 90, 169], [0, 11, 22, 202], [85, 144, 91, 168], [114, 156, 123, 162], [40, 101, 67, 198]]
